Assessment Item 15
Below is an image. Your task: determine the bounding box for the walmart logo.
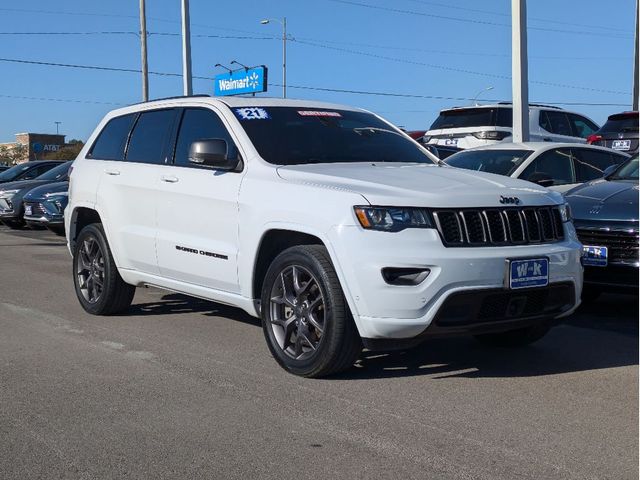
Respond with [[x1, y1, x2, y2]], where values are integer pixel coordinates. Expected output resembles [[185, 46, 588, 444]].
[[248, 72, 259, 88]]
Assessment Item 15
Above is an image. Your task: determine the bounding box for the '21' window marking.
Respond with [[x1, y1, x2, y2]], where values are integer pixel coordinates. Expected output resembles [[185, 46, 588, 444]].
[[235, 108, 270, 120]]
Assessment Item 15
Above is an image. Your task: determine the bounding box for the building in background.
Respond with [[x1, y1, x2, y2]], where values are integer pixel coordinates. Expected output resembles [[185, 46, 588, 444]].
[[0, 133, 68, 164]]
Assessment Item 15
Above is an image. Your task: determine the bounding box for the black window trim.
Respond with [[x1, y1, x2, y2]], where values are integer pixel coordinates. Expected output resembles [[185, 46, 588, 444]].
[[124, 108, 181, 166], [87, 112, 138, 161], [169, 105, 244, 172]]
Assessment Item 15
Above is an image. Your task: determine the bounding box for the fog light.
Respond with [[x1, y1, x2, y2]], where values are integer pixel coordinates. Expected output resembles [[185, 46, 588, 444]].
[[382, 267, 431, 286]]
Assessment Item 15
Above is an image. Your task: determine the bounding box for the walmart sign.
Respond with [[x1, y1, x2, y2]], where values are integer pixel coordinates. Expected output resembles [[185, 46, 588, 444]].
[[214, 66, 268, 96]]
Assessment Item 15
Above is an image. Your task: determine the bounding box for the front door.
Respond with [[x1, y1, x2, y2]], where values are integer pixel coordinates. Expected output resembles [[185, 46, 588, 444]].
[[155, 106, 244, 293]]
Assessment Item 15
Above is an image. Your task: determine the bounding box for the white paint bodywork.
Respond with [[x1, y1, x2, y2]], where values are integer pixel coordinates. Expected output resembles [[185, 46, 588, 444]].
[[66, 97, 583, 340]]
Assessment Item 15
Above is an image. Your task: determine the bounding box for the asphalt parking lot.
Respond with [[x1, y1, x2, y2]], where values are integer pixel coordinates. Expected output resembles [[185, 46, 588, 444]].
[[0, 226, 637, 480]]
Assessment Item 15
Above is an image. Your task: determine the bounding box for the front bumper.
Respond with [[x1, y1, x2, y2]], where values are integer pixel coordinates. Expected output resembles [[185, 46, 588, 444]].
[[23, 200, 64, 226], [328, 223, 583, 339]]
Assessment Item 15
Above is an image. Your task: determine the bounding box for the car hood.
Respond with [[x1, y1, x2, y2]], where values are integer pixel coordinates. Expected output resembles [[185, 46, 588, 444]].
[[23, 181, 69, 201], [564, 178, 639, 222], [276, 162, 562, 208], [0, 178, 49, 193]]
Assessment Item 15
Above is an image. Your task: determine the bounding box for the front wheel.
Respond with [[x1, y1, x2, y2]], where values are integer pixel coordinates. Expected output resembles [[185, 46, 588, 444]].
[[474, 323, 550, 347], [73, 223, 135, 315], [261, 245, 361, 378]]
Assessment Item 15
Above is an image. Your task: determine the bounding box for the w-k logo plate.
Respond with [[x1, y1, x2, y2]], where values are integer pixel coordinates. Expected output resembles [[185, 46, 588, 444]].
[[508, 258, 549, 289]]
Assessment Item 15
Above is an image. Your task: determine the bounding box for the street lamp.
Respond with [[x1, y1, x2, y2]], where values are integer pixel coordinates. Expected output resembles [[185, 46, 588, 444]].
[[54, 121, 62, 135], [471, 86, 494, 105], [261, 17, 287, 98]]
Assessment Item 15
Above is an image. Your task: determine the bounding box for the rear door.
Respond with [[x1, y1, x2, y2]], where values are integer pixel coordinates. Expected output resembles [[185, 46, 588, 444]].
[[571, 147, 628, 183], [155, 106, 244, 293], [517, 147, 577, 192], [93, 108, 179, 275], [539, 110, 583, 143]]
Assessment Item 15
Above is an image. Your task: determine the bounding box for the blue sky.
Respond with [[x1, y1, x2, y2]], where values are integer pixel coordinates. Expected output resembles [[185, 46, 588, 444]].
[[0, 0, 636, 142]]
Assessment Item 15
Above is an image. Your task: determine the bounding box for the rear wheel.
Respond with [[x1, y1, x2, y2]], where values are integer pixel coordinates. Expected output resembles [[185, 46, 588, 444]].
[[73, 223, 135, 315], [261, 245, 361, 378], [474, 323, 550, 347]]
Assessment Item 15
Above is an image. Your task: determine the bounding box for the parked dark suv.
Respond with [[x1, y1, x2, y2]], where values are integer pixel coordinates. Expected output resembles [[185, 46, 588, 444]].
[[23, 181, 68, 235], [587, 111, 638, 155], [565, 155, 639, 298], [0, 161, 72, 228], [0, 160, 63, 184]]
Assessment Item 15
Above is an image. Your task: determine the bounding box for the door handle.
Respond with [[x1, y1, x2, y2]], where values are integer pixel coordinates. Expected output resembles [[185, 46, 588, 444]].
[[160, 175, 179, 183], [104, 169, 121, 176]]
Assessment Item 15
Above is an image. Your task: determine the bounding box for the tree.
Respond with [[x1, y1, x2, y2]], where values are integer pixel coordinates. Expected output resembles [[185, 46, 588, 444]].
[[0, 143, 28, 165]]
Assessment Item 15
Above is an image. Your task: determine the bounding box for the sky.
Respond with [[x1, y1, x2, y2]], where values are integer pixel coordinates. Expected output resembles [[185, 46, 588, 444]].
[[0, 0, 636, 143]]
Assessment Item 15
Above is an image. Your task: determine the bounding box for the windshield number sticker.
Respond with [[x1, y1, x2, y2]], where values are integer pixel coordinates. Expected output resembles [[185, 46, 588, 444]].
[[297, 111, 342, 117], [235, 108, 270, 120]]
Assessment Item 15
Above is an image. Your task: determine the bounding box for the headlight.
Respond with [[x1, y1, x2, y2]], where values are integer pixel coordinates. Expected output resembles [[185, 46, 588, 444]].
[[44, 191, 68, 199], [354, 206, 433, 232], [0, 189, 20, 199], [559, 203, 572, 222]]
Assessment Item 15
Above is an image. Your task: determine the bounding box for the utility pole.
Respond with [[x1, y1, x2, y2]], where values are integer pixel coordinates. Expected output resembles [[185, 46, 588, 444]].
[[181, 0, 193, 96], [633, 0, 639, 110], [54, 121, 61, 135], [140, 0, 149, 102], [511, 0, 529, 142]]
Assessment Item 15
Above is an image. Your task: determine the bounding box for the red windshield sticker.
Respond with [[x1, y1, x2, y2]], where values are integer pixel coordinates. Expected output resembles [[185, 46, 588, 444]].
[[297, 110, 342, 117]]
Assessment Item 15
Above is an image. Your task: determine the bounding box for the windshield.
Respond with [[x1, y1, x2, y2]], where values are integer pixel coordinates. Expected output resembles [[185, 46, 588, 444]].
[[429, 107, 512, 130], [610, 156, 639, 180], [0, 163, 32, 182], [233, 107, 435, 166], [445, 149, 532, 176], [36, 161, 71, 181]]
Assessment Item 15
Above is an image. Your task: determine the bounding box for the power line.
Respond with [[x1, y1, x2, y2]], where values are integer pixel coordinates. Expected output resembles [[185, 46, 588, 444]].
[[0, 57, 629, 108], [291, 39, 630, 95], [402, 0, 631, 33], [0, 94, 123, 105], [322, 0, 633, 39]]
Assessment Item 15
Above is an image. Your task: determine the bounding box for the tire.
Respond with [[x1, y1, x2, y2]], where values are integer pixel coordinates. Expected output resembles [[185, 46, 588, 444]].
[[261, 245, 361, 378], [5, 219, 25, 230], [580, 286, 601, 304], [48, 225, 65, 236], [72, 223, 135, 315], [474, 323, 550, 347]]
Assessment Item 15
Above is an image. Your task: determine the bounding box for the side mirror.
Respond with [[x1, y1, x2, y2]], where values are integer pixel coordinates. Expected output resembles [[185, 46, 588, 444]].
[[602, 164, 617, 178], [188, 139, 240, 171], [527, 172, 555, 187]]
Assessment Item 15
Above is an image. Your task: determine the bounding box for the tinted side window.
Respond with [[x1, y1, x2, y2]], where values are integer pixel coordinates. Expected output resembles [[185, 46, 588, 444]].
[[174, 108, 236, 167], [545, 111, 573, 136], [573, 148, 626, 182], [22, 164, 54, 180], [89, 114, 136, 160], [567, 114, 598, 138], [126, 109, 177, 164], [520, 149, 575, 185]]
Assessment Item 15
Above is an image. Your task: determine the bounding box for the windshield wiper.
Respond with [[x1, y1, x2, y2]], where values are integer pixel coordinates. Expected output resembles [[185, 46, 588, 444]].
[[353, 127, 403, 138]]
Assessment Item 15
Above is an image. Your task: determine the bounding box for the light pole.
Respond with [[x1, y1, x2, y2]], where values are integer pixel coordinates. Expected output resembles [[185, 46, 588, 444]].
[[54, 121, 61, 135], [261, 17, 287, 98], [471, 86, 494, 105], [139, 0, 149, 101], [512, 0, 530, 143], [181, 0, 193, 96]]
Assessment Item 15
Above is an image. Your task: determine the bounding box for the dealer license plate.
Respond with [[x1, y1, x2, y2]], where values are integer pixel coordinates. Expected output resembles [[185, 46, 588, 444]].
[[24, 205, 32, 216], [611, 139, 631, 151], [582, 245, 608, 267], [508, 258, 549, 289], [444, 138, 458, 147]]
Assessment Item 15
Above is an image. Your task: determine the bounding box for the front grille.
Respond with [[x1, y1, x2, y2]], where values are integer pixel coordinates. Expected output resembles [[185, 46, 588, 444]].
[[576, 228, 639, 265], [434, 283, 575, 327], [433, 206, 565, 247], [24, 201, 46, 216]]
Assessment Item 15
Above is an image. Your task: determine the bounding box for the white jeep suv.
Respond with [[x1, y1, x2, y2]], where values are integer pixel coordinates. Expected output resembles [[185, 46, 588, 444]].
[[423, 103, 599, 158], [66, 96, 583, 377]]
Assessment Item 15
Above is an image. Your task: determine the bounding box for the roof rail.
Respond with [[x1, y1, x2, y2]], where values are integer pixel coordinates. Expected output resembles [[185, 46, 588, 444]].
[[129, 94, 211, 106], [497, 101, 562, 109]]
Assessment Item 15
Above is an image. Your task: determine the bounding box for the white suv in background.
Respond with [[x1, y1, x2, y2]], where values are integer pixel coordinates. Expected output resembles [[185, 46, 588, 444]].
[[66, 96, 583, 377], [423, 103, 599, 158]]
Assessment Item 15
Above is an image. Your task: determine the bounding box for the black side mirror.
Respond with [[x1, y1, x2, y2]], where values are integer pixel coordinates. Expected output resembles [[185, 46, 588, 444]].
[[527, 172, 555, 187], [602, 164, 617, 178], [188, 139, 240, 171]]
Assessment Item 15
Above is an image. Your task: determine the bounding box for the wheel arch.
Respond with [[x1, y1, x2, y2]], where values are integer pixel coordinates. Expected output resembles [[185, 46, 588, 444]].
[[69, 206, 103, 253]]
